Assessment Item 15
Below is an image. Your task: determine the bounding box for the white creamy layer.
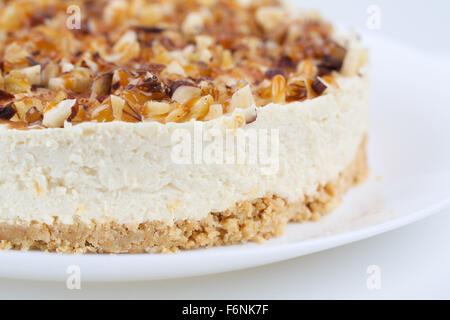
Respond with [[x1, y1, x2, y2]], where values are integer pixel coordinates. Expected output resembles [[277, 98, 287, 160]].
[[0, 67, 369, 225]]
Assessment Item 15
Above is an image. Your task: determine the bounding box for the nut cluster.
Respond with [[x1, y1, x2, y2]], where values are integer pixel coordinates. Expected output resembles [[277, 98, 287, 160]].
[[0, 0, 354, 129]]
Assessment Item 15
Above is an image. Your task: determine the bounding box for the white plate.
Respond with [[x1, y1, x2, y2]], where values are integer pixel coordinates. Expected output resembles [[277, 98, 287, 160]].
[[1, 35, 450, 282]]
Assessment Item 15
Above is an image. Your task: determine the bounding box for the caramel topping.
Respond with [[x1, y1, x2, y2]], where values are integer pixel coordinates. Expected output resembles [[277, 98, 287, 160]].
[[0, 0, 347, 128]]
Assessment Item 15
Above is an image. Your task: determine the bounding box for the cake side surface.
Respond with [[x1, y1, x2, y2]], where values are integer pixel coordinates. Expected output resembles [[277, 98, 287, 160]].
[[0, 138, 367, 254]]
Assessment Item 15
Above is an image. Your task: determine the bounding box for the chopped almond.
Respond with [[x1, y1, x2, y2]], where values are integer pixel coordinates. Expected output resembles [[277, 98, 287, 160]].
[[172, 86, 202, 104], [42, 99, 77, 128], [182, 12, 204, 36], [4, 70, 31, 94], [110, 95, 125, 120], [230, 85, 255, 110]]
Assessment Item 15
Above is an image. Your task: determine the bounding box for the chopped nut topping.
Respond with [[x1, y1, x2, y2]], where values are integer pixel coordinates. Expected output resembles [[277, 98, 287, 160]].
[[144, 101, 172, 116], [182, 12, 205, 37], [271, 75, 287, 104], [110, 95, 125, 120], [256, 6, 286, 33], [42, 99, 77, 128], [24, 106, 43, 124], [91, 72, 114, 99], [204, 104, 223, 121], [286, 78, 308, 102], [172, 86, 202, 105], [242, 105, 258, 124], [137, 74, 165, 93], [342, 40, 368, 77], [0, 0, 357, 129], [0, 90, 14, 102], [265, 68, 285, 80], [0, 103, 16, 120], [4, 70, 31, 94], [311, 77, 328, 96], [164, 61, 187, 77], [230, 85, 255, 110]]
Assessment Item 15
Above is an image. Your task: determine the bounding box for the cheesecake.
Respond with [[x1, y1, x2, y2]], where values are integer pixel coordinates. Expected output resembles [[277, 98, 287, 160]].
[[0, 0, 369, 253]]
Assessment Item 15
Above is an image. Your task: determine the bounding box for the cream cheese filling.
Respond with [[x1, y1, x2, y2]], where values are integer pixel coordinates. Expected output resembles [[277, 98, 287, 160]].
[[0, 66, 369, 225]]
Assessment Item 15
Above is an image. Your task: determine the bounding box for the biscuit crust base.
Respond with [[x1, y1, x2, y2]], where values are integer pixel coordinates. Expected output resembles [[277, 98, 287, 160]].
[[0, 140, 368, 254]]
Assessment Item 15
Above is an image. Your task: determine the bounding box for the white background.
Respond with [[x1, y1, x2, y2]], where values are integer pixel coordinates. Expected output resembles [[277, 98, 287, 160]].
[[1, 0, 450, 299]]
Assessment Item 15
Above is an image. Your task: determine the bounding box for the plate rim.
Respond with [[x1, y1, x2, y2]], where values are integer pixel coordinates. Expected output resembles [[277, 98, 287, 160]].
[[1, 183, 449, 282]]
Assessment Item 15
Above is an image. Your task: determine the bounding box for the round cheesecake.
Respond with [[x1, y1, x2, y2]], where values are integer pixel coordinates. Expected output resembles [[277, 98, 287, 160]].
[[0, 0, 369, 253]]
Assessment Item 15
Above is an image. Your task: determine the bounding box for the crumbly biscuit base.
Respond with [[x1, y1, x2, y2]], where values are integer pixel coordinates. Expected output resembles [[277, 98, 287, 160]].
[[0, 140, 368, 254]]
